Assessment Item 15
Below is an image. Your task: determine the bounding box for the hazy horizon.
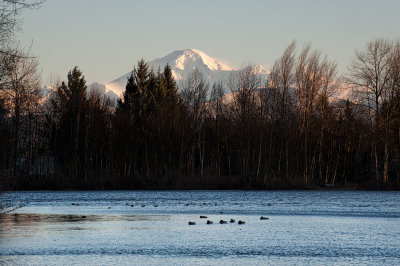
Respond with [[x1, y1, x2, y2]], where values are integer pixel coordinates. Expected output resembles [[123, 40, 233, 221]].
[[17, 0, 400, 84]]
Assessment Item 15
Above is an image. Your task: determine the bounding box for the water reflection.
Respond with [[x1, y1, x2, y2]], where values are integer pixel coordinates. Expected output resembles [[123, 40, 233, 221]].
[[0, 213, 171, 225], [0, 213, 171, 239]]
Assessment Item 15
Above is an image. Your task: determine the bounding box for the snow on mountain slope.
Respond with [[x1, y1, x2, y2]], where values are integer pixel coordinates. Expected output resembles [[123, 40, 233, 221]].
[[37, 49, 268, 102], [95, 49, 269, 101], [40, 50, 268, 105], [156, 48, 232, 71], [41, 49, 353, 105], [105, 49, 229, 97]]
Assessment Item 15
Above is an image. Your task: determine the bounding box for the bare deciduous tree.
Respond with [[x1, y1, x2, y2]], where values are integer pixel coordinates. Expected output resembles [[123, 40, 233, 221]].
[[180, 69, 209, 178], [228, 64, 261, 183], [294, 44, 339, 184], [348, 39, 394, 184], [349, 39, 393, 118], [268, 41, 296, 179], [228, 64, 261, 124], [0, 49, 40, 176], [0, 0, 43, 47]]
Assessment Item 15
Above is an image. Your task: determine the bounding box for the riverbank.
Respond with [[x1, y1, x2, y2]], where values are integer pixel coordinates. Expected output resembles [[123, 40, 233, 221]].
[[2, 173, 399, 191]]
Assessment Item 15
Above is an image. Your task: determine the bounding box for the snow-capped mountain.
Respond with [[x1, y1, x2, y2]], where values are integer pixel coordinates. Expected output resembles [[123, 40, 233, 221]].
[[89, 49, 269, 101], [41, 49, 353, 107]]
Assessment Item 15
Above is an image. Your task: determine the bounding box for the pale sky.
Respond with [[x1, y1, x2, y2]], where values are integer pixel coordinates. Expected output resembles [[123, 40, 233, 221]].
[[17, 0, 400, 85]]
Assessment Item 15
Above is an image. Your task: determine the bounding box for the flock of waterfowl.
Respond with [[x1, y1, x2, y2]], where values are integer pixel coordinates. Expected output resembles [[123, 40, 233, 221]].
[[71, 201, 161, 208], [70, 201, 270, 226], [188, 215, 270, 225]]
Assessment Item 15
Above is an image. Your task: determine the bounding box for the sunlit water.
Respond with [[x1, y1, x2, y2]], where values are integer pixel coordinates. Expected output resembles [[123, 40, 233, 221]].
[[1, 190, 399, 265]]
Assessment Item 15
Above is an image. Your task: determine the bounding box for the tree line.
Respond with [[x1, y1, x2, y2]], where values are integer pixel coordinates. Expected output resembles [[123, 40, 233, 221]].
[[0, 39, 400, 190], [0, 0, 43, 192]]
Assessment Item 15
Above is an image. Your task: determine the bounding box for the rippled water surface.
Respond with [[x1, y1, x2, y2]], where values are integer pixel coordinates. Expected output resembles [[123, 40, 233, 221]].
[[1, 190, 399, 265]]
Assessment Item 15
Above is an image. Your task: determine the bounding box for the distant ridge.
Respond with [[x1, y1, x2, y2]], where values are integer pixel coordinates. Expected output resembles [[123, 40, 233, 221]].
[[87, 49, 269, 101]]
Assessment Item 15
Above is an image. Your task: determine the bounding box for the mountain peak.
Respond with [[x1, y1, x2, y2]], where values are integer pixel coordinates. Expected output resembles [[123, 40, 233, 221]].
[[91, 49, 268, 100], [154, 48, 233, 71]]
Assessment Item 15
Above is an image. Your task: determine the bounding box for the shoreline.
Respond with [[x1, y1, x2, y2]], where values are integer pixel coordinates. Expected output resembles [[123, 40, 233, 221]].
[[3, 186, 400, 192]]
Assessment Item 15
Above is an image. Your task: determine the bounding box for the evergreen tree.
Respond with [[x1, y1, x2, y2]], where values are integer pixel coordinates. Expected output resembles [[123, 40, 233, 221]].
[[55, 67, 87, 180], [152, 68, 167, 110], [117, 73, 135, 112], [117, 59, 153, 118], [164, 64, 178, 106]]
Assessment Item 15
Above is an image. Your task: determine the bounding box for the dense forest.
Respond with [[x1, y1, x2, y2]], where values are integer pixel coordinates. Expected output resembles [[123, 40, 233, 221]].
[[1, 37, 400, 190], [0, 2, 399, 191]]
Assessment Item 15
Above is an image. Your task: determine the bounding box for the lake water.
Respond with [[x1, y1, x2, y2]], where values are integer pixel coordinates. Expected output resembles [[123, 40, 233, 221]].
[[1, 190, 399, 265]]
